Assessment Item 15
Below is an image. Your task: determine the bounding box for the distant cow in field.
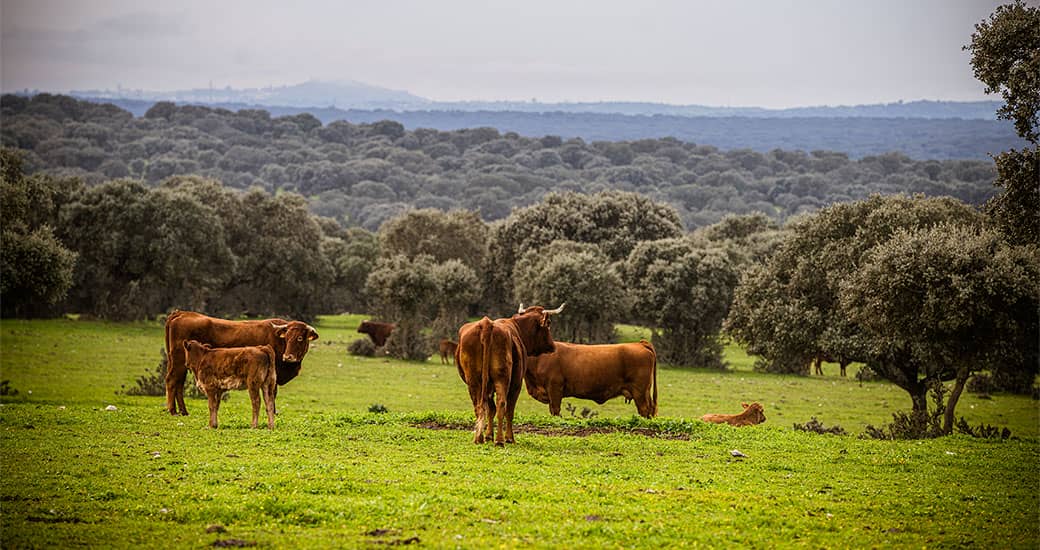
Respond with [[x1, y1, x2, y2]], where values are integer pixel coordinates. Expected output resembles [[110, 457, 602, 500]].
[[701, 402, 767, 427], [183, 340, 277, 429], [164, 310, 318, 416], [456, 303, 565, 445], [358, 320, 395, 347], [524, 340, 658, 418], [811, 353, 851, 377], [439, 339, 458, 364]]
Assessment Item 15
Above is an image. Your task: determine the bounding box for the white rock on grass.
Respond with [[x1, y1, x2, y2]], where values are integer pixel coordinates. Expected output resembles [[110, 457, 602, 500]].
[[104, 405, 118, 411]]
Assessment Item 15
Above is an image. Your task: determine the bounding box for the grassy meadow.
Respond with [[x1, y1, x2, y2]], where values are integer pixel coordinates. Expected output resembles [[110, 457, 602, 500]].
[[1, 314, 1037, 548]]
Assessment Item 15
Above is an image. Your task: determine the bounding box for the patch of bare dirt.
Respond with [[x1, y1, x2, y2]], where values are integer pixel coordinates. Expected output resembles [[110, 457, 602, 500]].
[[414, 421, 689, 440]]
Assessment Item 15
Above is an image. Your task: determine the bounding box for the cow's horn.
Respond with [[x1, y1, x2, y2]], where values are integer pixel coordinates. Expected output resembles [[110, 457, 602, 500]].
[[545, 303, 566, 315], [271, 322, 289, 330], [517, 303, 526, 314]]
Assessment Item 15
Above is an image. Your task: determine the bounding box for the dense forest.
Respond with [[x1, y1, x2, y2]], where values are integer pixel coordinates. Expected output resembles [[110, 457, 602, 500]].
[[69, 94, 1024, 160], [1, 94, 1001, 231]]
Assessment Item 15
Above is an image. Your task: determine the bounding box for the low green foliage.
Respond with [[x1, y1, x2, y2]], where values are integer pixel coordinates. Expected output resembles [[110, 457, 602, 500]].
[[1, 316, 1038, 547]]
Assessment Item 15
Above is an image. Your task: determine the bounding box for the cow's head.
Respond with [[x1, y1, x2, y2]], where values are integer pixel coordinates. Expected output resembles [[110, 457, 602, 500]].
[[272, 321, 318, 363], [357, 320, 372, 334], [513, 303, 565, 356], [741, 402, 766, 425], [182, 339, 211, 361]]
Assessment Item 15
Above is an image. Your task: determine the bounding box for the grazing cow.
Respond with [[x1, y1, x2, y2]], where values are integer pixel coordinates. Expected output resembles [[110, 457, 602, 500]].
[[700, 402, 767, 427], [357, 320, 395, 347], [524, 340, 658, 418], [456, 303, 565, 445], [811, 353, 850, 376], [164, 310, 318, 416], [439, 339, 458, 364], [183, 340, 277, 429]]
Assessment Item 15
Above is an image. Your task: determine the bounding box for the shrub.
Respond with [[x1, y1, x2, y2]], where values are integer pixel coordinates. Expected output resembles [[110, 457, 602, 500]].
[[368, 403, 388, 414], [0, 380, 19, 397], [863, 383, 946, 440], [121, 348, 218, 400], [955, 418, 1012, 439], [348, 338, 377, 357], [793, 417, 846, 435]]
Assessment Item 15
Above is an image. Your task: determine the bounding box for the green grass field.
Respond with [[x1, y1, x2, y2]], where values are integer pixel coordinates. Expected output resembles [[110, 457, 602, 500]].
[[1, 315, 1037, 548]]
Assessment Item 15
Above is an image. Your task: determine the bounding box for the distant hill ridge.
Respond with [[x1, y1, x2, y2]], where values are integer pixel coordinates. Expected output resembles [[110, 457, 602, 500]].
[[63, 79, 1002, 120], [68, 95, 1024, 160]]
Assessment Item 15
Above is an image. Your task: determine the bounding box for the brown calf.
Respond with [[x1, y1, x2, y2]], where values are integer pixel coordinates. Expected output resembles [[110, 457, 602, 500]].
[[183, 340, 277, 429], [700, 402, 767, 427], [439, 339, 458, 364]]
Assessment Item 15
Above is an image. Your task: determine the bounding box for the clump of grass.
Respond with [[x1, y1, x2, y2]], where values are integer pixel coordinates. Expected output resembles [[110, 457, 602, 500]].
[[348, 338, 377, 357], [564, 402, 598, 419], [0, 380, 19, 397], [368, 403, 388, 414], [794, 417, 844, 434]]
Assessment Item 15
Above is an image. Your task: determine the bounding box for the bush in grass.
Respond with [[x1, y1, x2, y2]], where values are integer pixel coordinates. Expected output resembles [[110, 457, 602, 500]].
[[955, 418, 1012, 440], [348, 338, 377, 357], [368, 403, 388, 414], [0, 380, 19, 397], [793, 417, 846, 435], [121, 348, 220, 401], [863, 382, 947, 440]]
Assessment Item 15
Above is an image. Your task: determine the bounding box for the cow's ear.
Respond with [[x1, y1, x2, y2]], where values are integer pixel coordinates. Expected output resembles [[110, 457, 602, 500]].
[[308, 329, 319, 341], [741, 402, 749, 409], [183, 341, 191, 351], [276, 327, 288, 339]]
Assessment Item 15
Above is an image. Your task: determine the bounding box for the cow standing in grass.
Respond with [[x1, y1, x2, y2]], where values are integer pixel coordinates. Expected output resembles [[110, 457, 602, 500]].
[[357, 320, 395, 348], [456, 304, 564, 445], [439, 339, 458, 364], [701, 402, 767, 426], [164, 310, 318, 416], [183, 340, 277, 429], [524, 340, 658, 418]]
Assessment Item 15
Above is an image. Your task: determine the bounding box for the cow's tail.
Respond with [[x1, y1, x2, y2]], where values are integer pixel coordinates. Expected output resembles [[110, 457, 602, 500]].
[[164, 310, 183, 376], [478, 317, 494, 435], [640, 339, 658, 417]]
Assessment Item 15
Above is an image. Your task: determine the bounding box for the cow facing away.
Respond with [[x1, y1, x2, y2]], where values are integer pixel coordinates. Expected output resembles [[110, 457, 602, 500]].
[[183, 340, 277, 429], [811, 353, 850, 377], [456, 303, 564, 445], [358, 320, 395, 347], [439, 339, 458, 364], [700, 402, 767, 427], [164, 310, 318, 416], [525, 340, 658, 418]]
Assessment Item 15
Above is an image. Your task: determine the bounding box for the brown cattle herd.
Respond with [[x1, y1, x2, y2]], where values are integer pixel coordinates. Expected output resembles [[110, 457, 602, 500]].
[[164, 306, 767, 440]]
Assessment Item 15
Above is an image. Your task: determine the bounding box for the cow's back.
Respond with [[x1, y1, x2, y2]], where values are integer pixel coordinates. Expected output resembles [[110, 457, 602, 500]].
[[168, 312, 286, 350]]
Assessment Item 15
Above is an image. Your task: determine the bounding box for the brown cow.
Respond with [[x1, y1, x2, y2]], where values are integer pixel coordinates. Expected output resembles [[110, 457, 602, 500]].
[[439, 339, 458, 364], [183, 340, 277, 429], [700, 402, 767, 427], [456, 303, 564, 445], [811, 353, 850, 377], [524, 340, 658, 418], [164, 310, 318, 416], [358, 320, 395, 347]]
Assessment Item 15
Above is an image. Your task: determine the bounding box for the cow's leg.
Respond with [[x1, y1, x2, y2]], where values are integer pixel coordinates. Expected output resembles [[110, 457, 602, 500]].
[[813, 357, 823, 376], [493, 383, 508, 446], [207, 391, 221, 429], [635, 387, 653, 419], [504, 382, 523, 444], [484, 396, 496, 443], [264, 383, 276, 429], [466, 382, 486, 444], [840, 361, 848, 377], [547, 385, 563, 416], [249, 386, 261, 429], [272, 384, 279, 415], [165, 350, 189, 416]]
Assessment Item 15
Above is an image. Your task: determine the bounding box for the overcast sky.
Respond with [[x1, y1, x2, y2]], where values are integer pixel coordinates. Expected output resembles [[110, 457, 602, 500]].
[[0, 0, 1013, 108]]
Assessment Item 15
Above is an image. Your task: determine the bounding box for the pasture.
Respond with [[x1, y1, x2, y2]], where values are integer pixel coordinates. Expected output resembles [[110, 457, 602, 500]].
[[1, 315, 1037, 548]]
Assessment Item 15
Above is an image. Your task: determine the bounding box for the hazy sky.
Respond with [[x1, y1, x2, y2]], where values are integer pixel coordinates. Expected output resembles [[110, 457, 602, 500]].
[[0, 0, 1014, 108]]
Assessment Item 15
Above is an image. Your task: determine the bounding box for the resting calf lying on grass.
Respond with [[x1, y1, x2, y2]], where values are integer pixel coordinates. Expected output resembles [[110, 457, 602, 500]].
[[701, 402, 766, 427]]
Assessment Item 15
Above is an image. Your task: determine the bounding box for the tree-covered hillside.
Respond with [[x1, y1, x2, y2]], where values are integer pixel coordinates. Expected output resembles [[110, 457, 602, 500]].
[[1, 94, 998, 231]]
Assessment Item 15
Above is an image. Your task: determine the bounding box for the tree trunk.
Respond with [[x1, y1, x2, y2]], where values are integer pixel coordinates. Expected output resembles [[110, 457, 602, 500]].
[[909, 380, 929, 414], [943, 368, 971, 435]]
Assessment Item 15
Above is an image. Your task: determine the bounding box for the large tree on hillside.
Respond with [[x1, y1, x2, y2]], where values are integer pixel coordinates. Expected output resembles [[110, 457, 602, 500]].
[[621, 237, 738, 368], [966, 1, 1040, 247], [841, 224, 1039, 432], [485, 191, 683, 316], [725, 195, 983, 377], [512, 241, 627, 343], [0, 149, 79, 317]]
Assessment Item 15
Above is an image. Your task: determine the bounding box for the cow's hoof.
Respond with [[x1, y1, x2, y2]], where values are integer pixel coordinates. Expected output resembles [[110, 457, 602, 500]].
[[495, 441, 504, 447]]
